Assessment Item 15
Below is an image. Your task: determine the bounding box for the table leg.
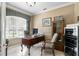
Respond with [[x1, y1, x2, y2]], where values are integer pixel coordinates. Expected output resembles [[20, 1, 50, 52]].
[[21, 44, 23, 52], [52, 45, 55, 56], [41, 41, 46, 56], [6, 39, 9, 56], [6, 45, 8, 56], [27, 46, 31, 56]]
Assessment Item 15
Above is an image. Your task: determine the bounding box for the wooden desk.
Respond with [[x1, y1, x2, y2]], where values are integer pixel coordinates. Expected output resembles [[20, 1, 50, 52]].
[[21, 35, 45, 56]]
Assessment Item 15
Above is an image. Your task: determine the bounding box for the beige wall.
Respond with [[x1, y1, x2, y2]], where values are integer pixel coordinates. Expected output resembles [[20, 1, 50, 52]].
[[31, 4, 76, 40], [74, 2, 79, 22]]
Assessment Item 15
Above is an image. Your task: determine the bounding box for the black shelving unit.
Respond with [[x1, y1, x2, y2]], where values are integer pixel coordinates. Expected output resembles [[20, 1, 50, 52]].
[[64, 29, 77, 56]]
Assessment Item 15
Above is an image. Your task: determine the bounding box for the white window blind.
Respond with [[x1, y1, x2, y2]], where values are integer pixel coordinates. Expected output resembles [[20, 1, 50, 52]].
[[6, 16, 27, 39]]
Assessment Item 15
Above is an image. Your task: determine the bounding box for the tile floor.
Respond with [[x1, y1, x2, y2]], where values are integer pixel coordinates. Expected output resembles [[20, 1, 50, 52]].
[[0, 42, 64, 56]]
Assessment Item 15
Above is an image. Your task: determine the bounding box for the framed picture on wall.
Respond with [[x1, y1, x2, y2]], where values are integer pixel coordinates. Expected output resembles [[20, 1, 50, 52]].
[[42, 17, 52, 26]]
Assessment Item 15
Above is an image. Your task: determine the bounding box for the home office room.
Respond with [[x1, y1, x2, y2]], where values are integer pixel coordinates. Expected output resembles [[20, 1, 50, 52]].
[[0, 0, 79, 57]]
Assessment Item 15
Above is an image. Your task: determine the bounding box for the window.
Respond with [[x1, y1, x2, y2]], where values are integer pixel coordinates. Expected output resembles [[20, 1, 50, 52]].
[[6, 16, 27, 39]]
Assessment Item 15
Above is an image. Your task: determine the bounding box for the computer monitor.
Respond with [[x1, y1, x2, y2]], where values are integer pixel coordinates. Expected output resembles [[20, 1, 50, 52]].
[[33, 28, 38, 34]]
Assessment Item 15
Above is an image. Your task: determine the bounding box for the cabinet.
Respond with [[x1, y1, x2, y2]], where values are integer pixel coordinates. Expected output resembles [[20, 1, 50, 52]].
[[64, 25, 79, 56], [54, 42, 64, 51], [53, 16, 65, 41], [52, 16, 65, 51]]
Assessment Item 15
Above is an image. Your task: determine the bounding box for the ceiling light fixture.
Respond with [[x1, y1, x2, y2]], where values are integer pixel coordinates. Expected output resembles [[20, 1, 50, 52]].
[[26, 2, 36, 7]]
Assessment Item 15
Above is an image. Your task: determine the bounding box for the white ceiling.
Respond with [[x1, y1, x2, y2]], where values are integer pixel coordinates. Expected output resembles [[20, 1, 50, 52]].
[[7, 2, 73, 16]]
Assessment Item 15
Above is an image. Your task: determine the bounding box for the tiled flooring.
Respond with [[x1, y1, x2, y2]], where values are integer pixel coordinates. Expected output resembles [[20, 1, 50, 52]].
[[0, 42, 64, 56]]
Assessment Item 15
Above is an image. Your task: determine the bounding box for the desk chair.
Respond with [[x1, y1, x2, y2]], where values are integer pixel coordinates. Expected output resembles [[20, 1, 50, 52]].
[[41, 33, 58, 56]]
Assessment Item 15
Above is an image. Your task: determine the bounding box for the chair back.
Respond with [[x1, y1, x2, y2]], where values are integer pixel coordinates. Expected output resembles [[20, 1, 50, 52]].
[[51, 33, 58, 42]]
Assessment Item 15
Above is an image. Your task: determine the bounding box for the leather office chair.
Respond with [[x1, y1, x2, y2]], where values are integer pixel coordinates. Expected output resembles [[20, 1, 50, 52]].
[[41, 33, 58, 56]]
